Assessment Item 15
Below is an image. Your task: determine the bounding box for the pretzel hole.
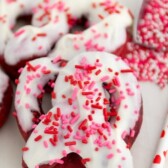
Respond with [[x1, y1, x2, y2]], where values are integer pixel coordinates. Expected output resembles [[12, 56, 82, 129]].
[[69, 16, 89, 34], [13, 15, 32, 32], [31, 79, 55, 125], [31, 60, 68, 125], [103, 83, 120, 123], [39, 153, 85, 168]]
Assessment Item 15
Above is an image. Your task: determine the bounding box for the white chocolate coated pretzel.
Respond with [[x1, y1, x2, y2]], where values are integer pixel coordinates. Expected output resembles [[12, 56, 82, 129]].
[[49, 8, 132, 61], [23, 52, 142, 168], [0, 0, 41, 55], [3, 0, 132, 65]]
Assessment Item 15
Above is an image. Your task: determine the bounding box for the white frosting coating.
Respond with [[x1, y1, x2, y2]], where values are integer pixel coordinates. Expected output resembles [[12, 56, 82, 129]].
[[15, 57, 60, 132], [52, 52, 141, 137], [24, 104, 133, 168], [49, 8, 132, 61], [23, 52, 141, 168], [0, 69, 9, 102], [0, 0, 41, 55], [3, 0, 132, 65]]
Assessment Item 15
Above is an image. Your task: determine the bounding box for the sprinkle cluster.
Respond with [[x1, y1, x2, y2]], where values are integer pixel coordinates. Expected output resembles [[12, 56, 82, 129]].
[[137, 0, 168, 50], [121, 37, 168, 88]]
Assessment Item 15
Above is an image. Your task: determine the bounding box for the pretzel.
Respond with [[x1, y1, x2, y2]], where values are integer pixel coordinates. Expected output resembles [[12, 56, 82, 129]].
[[0, 0, 132, 78], [22, 52, 142, 168]]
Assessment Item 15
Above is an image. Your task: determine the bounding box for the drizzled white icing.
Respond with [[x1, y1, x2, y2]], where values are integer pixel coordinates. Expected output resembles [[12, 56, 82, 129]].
[[23, 52, 141, 168], [3, 0, 132, 65], [0, 69, 9, 102]]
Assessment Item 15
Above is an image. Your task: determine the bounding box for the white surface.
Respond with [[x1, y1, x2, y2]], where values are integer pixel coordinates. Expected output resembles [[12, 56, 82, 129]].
[[0, 0, 168, 168]]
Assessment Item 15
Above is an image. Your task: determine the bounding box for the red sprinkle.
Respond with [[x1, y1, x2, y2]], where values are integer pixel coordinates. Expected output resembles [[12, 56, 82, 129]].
[[34, 135, 42, 141], [22, 147, 29, 151], [81, 158, 91, 164], [64, 141, 76, 146]]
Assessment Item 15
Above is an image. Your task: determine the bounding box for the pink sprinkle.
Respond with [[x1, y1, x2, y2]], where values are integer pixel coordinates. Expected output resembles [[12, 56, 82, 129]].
[[122, 156, 126, 160], [84, 39, 93, 49], [109, 89, 116, 94], [91, 28, 96, 33], [94, 33, 101, 39], [39, 114, 45, 120], [76, 149, 81, 154], [43, 140, 48, 148], [52, 56, 62, 64], [16, 91, 20, 95], [38, 46, 43, 50], [37, 84, 44, 92], [124, 105, 128, 109], [121, 131, 128, 139], [33, 129, 38, 134], [113, 77, 121, 86], [74, 44, 80, 50], [62, 150, 67, 157], [32, 124, 37, 129], [26, 88, 31, 94], [104, 33, 108, 38], [54, 15, 59, 23], [55, 159, 64, 164], [101, 75, 110, 82], [25, 103, 30, 109], [70, 114, 80, 124], [130, 129, 135, 137], [95, 62, 102, 67], [112, 140, 116, 145], [16, 99, 20, 104], [117, 148, 121, 153], [88, 81, 95, 90], [107, 153, 114, 159], [83, 104, 90, 110], [18, 67, 23, 73], [14, 29, 25, 37], [71, 87, 78, 100], [134, 110, 138, 115]]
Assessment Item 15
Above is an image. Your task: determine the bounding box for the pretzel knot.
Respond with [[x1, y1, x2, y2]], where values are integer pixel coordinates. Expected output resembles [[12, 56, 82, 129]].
[[23, 52, 142, 168]]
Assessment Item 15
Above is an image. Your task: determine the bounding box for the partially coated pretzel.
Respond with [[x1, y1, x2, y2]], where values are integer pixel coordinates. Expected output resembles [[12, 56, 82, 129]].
[[22, 52, 142, 168], [0, 0, 132, 78]]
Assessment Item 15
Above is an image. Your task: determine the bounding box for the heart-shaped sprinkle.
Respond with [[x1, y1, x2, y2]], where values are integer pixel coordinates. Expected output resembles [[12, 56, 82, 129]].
[[153, 155, 161, 164]]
